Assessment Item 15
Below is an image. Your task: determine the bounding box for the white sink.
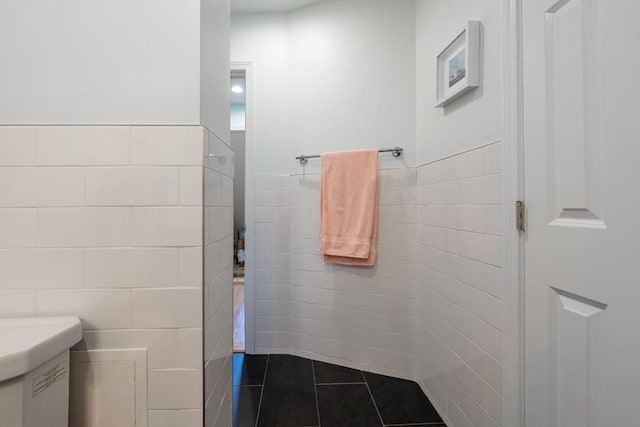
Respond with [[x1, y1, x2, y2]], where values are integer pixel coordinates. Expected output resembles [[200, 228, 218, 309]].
[[0, 316, 82, 382]]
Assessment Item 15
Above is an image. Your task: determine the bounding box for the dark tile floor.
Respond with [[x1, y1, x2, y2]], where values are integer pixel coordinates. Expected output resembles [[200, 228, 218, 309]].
[[232, 353, 446, 427]]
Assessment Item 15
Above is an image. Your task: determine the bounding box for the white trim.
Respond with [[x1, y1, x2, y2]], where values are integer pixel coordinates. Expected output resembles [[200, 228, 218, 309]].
[[231, 61, 256, 354], [503, 0, 525, 426]]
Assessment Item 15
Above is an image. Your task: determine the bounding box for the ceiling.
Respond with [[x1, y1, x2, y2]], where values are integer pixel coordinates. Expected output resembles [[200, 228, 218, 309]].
[[231, 0, 324, 14]]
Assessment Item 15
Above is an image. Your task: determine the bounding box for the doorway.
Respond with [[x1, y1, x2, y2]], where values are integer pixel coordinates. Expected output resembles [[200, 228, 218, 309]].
[[512, 1, 640, 426], [230, 69, 246, 352]]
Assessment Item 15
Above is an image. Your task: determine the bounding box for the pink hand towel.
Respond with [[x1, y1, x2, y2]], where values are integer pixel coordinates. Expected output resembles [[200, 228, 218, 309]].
[[320, 149, 378, 266]]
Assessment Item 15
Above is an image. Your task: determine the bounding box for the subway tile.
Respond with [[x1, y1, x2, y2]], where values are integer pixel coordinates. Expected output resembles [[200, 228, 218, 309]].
[[456, 231, 504, 267], [179, 328, 203, 369], [378, 186, 416, 205], [204, 168, 223, 207], [81, 329, 180, 369], [205, 207, 233, 244], [132, 207, 202, 247], [37, 126, 129, 165], [0, 290, 36, 317], [132, 288, 202, 328], [221, 175, 233, 207], [0, 208, 37, 247], [204, 241, 221, 285], [448, 401, 473, 427], [255, 238, 290, 254], [255, 207, 291, 223], [179, 166, 203, 206], [179, 247, 203, 287], [254, 191, 291, 208], [459, 388, 491, 427], [458, 205, 486, 233], [378, 168, 417, 188], [36, 289, 131, 329], [0, 167, 37, 206], [0, 248, 83, 289], [0, 167, 85, 207], [484, 142, 503, 175], [255, 175, 292, 192], [485, 384, 501, 423], [148, 410, 203, 427], [205, 133, 234, 177], [457, 176, 485, 205], [255, 222, 290, 239], [131, 126, 203, 166], [379, 205, 417, 224], [485, 205, 504, 236], [148, 369, 203, 409], [0, 126, 37, 165], [37, 167, 85, 206], [483, 324, 503, 363], [84, 248, 179, 288], [86, 167, 178, 206], [483, 354, 502, 393], [454, 148, 485, 180], [37, 207, 131, 247], [485, 265, 505, 300], [482, 174, 503, 205]]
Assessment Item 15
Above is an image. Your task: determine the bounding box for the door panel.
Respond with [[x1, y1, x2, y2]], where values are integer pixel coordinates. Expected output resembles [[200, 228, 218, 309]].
[[545, 0, 604, 228], [523, 0, 640, 426]]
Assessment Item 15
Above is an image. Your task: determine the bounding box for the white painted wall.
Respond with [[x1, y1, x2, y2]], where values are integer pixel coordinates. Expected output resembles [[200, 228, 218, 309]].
[[201, 0, 231, 138], [415, 0, 504, 165], [231, 13, 292, 174], [231, 0, 416, 174], [0, 0, 201, 125], [288, 0, 416, 174]]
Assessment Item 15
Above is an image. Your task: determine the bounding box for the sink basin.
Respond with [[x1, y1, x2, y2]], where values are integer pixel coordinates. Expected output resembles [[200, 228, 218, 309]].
[[0, 317, 82, 382]]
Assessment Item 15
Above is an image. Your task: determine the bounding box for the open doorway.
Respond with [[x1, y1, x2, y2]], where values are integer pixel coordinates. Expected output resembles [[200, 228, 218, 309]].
[[230, 69, 246, 352]]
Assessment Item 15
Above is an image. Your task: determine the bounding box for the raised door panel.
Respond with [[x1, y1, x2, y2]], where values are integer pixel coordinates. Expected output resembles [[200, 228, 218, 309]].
[[546, 0, 605, 228]]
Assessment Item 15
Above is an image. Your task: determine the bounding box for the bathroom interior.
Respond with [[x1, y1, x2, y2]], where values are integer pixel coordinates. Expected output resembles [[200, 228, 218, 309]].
[[0, 0, 638, 427]]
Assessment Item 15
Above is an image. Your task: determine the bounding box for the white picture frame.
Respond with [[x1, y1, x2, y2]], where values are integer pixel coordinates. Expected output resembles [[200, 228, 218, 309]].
[[435, 21, 481, 108]]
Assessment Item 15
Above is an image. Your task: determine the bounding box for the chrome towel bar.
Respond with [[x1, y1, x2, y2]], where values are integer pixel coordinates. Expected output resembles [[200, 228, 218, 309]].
[[295, 146, 403, 165]]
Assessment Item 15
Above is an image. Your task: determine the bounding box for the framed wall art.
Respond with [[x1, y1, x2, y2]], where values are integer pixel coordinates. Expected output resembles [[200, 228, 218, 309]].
[[435, 21, 481, 107]]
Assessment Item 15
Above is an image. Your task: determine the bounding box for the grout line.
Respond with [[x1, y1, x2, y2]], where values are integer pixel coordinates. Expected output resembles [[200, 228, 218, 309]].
[[315, 382, 367, 386], [311, 360, 322, 427], [363, 373, 386, 427], [254, 353, 269, 427], [384, 424, 447, 426]]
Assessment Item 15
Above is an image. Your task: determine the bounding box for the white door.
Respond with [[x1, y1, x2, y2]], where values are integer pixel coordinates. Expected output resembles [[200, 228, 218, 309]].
[[523, 0, 640, 426]]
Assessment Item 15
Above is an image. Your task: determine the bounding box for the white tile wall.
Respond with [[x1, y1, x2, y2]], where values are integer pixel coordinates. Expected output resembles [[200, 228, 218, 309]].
[[131, 126, 204, 166], [85, 167, 179, 206], [250, 146, 505, 426], [203, 128, 234, 427], [37, 126, 130, 166], [252, 169, 419, 378], [132, 288, 202, 328], [254, 175, 292, 354], [149, 410, 204, 427], [0, 125, 205, 424], [415, 142, 504, 427], [37, 207, 131, 247], [0, 127, 36, 166]]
